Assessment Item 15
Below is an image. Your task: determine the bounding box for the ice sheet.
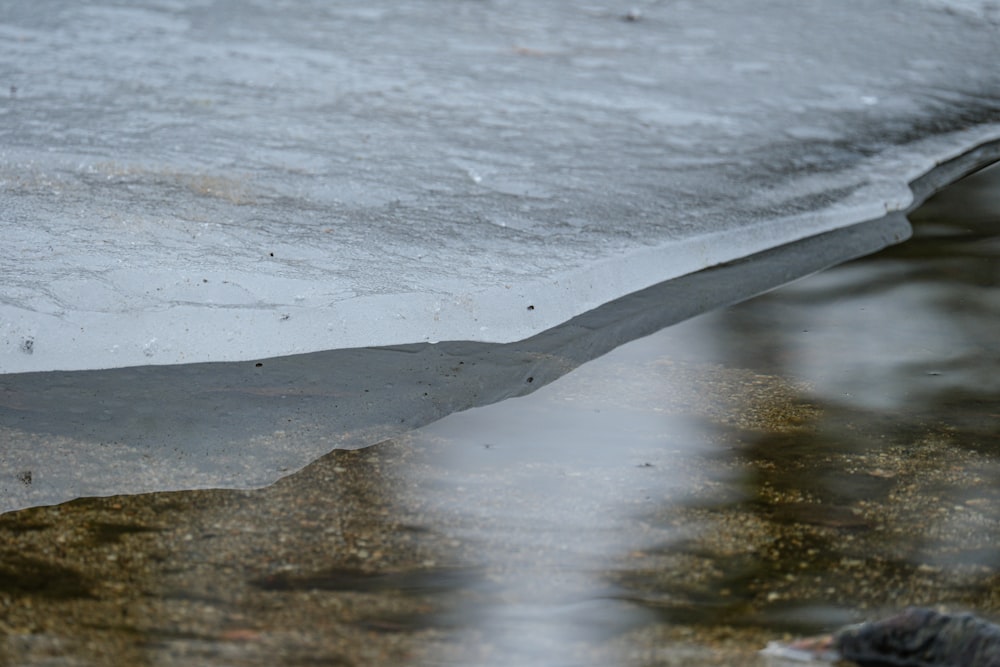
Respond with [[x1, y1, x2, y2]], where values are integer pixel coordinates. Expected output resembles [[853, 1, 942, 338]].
[[0, 212, 914, 513], [1, 0, 999, 373]]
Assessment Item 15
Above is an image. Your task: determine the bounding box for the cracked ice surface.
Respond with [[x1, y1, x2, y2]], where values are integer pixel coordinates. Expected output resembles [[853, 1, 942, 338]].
[[1, 1, 999, 372]]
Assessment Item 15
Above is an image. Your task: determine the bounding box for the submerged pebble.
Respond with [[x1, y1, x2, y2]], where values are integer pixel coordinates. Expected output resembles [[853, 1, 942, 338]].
[[763, 608, 1000, 666]]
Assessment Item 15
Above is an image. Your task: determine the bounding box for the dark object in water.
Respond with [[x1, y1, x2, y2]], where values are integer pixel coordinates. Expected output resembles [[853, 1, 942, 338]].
[[837, 608, 1000, 667], [763, 607, 1000, 666]]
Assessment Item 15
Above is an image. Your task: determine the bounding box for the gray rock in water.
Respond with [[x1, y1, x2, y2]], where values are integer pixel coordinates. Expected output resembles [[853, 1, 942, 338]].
[[763, 608, 1000, 666], [835, 608, 1000, 667]]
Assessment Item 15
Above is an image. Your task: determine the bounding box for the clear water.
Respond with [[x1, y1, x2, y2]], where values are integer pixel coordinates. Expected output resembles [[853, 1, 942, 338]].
[[1, 163, 998, 665]]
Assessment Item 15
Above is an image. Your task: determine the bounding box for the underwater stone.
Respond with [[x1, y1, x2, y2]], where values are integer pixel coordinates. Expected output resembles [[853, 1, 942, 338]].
[[837, 608, 1000, 667], [764, 608, 1000, 666]]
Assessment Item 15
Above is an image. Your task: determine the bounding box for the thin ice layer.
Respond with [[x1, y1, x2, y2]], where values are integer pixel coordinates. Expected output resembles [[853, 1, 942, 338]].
[[1, 0, 999, 372]]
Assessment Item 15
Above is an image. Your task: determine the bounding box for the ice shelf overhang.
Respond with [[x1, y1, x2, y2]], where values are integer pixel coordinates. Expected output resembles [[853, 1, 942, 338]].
[[2, 0, 999, 374]]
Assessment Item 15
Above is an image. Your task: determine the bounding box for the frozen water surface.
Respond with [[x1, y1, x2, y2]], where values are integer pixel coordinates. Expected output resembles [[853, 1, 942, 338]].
[[1, 0, 999, 372]]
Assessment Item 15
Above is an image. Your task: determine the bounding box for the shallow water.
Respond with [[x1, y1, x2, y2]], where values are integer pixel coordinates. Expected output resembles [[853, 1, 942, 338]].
[[1, 163, 999, 665]]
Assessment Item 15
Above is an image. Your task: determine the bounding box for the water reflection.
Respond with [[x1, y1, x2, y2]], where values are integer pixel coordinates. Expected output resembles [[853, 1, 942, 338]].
[[408, 338, 739, 665], [614, 162, 1000, 658], [0, 163, 999, 665]]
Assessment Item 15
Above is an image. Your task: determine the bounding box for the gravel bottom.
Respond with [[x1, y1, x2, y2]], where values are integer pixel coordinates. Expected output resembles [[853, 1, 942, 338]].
[[2, 348, 999, 666]]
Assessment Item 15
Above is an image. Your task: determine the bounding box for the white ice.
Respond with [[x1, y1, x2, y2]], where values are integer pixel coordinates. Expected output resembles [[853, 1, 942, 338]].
[[1, 0, 999, 373]]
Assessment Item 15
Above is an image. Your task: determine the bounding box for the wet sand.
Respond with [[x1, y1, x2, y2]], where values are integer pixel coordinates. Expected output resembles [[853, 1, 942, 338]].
[[1, 163, 999, 665]]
